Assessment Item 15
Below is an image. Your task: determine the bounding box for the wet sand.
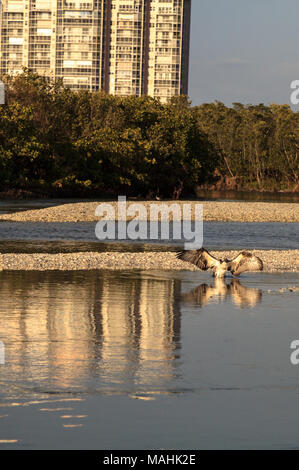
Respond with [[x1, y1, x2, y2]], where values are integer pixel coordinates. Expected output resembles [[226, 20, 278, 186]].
[[0, 250, 298, 272], [0, 200, 298, 223]]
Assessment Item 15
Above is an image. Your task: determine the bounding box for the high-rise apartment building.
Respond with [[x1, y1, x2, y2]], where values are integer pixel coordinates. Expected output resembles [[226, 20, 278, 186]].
[[0, 0, 191, 102]]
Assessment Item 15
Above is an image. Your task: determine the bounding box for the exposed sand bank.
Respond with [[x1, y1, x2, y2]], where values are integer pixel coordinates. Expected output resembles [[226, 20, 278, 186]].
[[0, 250, 298, 272], [0, 200, 298, 223]]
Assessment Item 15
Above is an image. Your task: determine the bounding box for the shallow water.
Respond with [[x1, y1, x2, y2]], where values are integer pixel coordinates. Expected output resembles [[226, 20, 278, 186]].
[[0, 270, 299, 449], [195, 189, 299, 203], [0, 199, 90, 216], [0, 191, 298, 216], [0, 221, 298, 252]]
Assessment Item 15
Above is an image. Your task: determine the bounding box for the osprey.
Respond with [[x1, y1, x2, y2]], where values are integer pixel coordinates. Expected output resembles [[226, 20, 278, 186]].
[[177, 248, 263, 278]]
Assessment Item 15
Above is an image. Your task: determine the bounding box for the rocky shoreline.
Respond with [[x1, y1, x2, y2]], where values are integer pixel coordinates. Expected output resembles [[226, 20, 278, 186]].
[[0, 201, 297, 272], [0, 200, 298, 223], [0, 250, 298, 272]]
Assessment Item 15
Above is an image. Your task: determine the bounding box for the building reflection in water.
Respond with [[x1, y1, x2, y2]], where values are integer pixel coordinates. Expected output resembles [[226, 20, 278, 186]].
[[0, 272, 262, 399], [0, 271, 181, 395]]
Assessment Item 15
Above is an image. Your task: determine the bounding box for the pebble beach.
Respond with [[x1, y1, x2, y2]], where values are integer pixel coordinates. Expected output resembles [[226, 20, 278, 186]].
[[0, 200, 298, 272], [0, 250, 298, 272], [0, 200, 298, 223]]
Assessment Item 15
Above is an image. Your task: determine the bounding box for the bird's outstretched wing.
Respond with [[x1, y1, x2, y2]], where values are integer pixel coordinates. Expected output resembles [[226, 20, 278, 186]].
[[228, 252, 263, 277], [177, 248, 219, 271]]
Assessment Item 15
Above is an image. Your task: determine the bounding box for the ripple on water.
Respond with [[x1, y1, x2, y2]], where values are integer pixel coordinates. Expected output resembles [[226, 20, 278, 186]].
[[0, 269, 299, 449]]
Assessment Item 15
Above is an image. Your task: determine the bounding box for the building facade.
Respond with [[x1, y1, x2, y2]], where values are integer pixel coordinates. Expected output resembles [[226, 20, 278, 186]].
[[0, 0, 191, 101]]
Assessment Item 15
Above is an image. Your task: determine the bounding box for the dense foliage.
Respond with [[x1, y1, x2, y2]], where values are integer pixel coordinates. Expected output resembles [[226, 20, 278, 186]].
[[0, 71, 298, 198], [195, 101, 299, 192]]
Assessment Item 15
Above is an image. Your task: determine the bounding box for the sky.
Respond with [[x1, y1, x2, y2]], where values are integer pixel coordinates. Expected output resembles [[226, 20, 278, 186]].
[[188, 0, 299, 107]]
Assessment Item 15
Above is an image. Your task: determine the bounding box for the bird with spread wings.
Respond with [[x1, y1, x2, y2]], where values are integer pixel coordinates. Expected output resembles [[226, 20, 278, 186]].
[[177, 248, 263, 278]]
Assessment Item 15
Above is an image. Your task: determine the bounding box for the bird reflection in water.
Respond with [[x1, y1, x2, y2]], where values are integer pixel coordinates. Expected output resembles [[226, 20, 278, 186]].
[[182, 278, 262, 309]]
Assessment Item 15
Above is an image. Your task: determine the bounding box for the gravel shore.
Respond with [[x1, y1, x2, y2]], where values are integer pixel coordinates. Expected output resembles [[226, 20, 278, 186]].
[[0, 200, 297, 272], [0, 250, 298, 272], [0, 200, 298, 223]]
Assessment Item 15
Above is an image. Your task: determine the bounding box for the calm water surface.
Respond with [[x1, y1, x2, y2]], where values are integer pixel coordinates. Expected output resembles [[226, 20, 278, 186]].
[[0, 199, 91, 215], [0, 270, 299, 449], [0, 196, 298, 252], [0, 221, 298, 252]]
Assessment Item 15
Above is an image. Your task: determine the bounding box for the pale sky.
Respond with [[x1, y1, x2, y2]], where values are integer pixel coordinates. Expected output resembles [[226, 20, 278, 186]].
[[189, 0, 298, 107]]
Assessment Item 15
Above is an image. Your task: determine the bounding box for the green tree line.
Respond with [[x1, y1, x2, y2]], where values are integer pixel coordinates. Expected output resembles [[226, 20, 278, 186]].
[[0, 70, 298, 198]]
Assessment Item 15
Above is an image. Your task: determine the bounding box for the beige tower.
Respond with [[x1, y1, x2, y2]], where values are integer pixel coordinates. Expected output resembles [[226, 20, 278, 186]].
[[147, 0, 191, 102], [107, 0, 147, 96], [0, 0, 26, 75], [55, 0, 106, 91], [0, 0, 106, 90], [0, 0, 191, 100]]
